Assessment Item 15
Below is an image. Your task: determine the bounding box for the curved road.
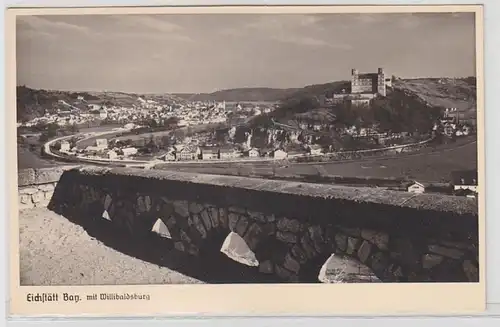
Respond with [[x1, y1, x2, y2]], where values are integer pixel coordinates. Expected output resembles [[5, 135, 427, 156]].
[[43, 126, 477, 182]]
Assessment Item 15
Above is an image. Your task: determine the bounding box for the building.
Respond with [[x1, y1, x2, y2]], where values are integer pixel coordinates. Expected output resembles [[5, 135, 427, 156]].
[[330, 68, 390, 106], [178, 146, 198, 161], [219, 146, 240, 160], [451, 170, 478, 193], [60, 141, 70, 152], [159, 150, 176, 161], [273, 149, 288, 160], [407, 181, 427, 194], [107, 150, 118, 160], [351, 68, 387, 97], [248, 148, 260, 158], [122, 147, 138, 157], [309, 144, 323, 156], [200, 146, 219, 160], [96, 138, 108, 149]]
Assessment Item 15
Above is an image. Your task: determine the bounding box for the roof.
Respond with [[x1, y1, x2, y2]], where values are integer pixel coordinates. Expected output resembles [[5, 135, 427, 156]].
[[180, 146, 197, 153], [219, 147, 235, 153], [356, 73, 378, 79], [409, 181, 430, 188], [451, 170, 478, 185], [199, 146, 218, 151]]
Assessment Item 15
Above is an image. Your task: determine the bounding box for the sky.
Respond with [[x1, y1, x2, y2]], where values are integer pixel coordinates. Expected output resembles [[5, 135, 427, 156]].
[[16, 12, 476, 94]]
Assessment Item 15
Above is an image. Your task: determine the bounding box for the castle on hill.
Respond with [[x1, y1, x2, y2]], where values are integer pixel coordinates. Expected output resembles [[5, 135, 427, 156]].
[[331, 68, 392, 106]]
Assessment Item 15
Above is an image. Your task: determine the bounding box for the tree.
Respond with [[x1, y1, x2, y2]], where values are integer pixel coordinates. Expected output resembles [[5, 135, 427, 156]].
[[164, 116, 180, 129], [46, 123, 59, 138], [68, 123, 79, 133]]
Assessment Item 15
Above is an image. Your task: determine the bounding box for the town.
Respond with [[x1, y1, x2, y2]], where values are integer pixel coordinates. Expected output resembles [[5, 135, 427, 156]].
[[17, 68, 478, 200]]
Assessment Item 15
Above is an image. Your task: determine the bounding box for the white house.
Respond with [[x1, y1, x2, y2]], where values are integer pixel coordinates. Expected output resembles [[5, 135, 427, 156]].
[[220, 147, 238, 160], [163, 151, 176, 161], [248, 148, 260, 158], [200, 146, 219, 160], [107, 150, 118, 160], [407, 181, 427, 194], [96, 138, 108, 149], [309, 144, 323, 156], [273, 149, 288, 160], [451, 170, 478, 193], [122, 147, 138, 157], [60, 141, 70, 152]]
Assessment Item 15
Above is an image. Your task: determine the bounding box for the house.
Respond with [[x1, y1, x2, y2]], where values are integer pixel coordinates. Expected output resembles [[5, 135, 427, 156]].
[[309, 144, 323, 156], [200, 146, 219, 160], [96, 138, 108, 149], [273, 149, 288, 160], [107, 150, 118, 160], [60, 141, 70, 152], [161, 150, 176, 161], [451, 170, 478, 193], [248, 148, 260, 158], [219, 146, 240, 160], [178, 146, 198, 161], [407, 181, 428, 194], [122, 147, 138, 157], [218, 147, 232, 160]]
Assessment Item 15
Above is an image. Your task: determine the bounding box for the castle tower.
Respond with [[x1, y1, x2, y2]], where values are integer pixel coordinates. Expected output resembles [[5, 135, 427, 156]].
[[377, 67, 386, 97], [351, 68, 360, 93]]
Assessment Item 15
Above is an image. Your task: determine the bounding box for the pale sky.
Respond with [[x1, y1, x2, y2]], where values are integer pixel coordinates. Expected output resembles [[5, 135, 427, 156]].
[[16, 12, 476, 94]]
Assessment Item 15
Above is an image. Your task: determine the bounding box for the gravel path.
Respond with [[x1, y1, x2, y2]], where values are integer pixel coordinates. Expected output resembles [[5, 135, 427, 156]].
[[19, 208, 203, 286]]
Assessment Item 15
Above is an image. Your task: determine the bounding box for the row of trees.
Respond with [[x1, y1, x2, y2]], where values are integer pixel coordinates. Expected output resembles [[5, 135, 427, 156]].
[[37, 122, 79, 143]]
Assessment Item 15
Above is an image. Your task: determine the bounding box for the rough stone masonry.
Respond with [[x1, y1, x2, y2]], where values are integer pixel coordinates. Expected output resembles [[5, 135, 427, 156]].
[[35, 166, 479, 283]]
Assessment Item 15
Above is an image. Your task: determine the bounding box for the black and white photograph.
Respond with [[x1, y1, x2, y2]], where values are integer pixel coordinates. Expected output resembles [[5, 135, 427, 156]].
[[9, 5, 485, 314]]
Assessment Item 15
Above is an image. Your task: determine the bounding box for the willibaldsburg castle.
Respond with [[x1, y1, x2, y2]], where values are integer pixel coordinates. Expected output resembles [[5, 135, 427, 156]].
[[332, 67, 392, 106]]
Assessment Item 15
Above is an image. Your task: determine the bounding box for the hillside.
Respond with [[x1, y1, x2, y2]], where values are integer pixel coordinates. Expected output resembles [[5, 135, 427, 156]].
[[392, 77, 477, 119], [16, 86, 185, 122]]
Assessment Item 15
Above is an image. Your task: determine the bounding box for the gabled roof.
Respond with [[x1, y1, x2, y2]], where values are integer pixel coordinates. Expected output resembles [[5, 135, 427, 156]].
[[409, 181, 430, 188]]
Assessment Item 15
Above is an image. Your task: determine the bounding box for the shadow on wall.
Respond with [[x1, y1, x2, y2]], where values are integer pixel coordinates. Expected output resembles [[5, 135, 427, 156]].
[[49, 201, 284, 284]]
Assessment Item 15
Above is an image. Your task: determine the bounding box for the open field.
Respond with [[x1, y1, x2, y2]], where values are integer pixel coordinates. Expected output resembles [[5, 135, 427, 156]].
[[157, 137, 477, 183]]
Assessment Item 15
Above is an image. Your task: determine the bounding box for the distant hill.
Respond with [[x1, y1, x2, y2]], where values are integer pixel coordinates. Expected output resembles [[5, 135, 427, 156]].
[[172, 81, 353, 102], [173, 87, 298, 102]]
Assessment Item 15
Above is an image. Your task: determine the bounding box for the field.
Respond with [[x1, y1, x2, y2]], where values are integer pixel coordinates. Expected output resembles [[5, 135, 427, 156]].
[[156, 137, 478, 183]]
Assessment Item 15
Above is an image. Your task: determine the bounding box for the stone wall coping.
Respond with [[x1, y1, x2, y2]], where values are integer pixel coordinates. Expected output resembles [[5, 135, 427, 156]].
[[18, 165, 81, 187], [74, 166, 478, 217]]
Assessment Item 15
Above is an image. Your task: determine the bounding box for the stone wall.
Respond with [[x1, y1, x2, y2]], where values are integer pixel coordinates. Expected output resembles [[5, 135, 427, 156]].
[[46, 166, 479, 283], [18, 165, 79, 210]]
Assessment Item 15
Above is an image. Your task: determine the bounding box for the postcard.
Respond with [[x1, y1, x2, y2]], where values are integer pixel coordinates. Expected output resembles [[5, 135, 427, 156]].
[[6, 4, 485, 317]]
